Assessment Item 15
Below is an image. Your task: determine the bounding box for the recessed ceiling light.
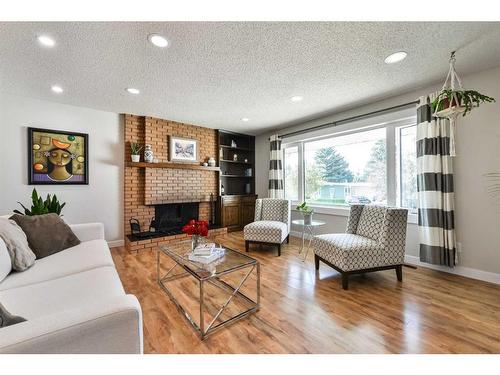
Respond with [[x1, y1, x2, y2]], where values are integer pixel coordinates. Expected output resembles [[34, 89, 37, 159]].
[[51, 85, 63, 93], [241, 117, 250, 122], [38, 35, 55, 47], [290, 95, 303, 102], [126, 88, 140, 94], [148, 34, 169, 48], [384, 51, 407, 64]]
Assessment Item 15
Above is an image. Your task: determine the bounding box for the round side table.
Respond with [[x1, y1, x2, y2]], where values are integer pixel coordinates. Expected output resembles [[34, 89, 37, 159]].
[[292, 219, 326, 261]]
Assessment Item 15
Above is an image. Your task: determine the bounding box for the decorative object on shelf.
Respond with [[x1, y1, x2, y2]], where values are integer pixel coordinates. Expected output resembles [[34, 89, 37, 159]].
[[231, 140, 237, 148], [144, 144, 154, 163], [244, 158, 248, 163], [182, 219, 209, 251], [208, 157, 216, 167], [245, 168, 252, 177], [203, 162, 208, 167], [14, 188, 66, 216], [169, 136, 198, 163], [296, 202, 314, 225], [28, 127, 89, 185], [221, 184, 225, 195], [233, 154, 238, 161], [130, 142, 142, 163], [219, 148, 224, 159], [431, 51, 495, 156], [245, 183, 251, 194]]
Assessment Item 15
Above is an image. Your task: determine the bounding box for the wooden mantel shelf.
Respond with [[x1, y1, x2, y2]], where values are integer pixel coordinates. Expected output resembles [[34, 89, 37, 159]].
[[126, 162, 220, 172]]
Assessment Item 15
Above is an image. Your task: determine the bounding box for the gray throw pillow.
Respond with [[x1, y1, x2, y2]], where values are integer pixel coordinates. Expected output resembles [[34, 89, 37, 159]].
[[0, 217, 36, 271], [0, 303, 26, 328], [10, 213, 81, 259]]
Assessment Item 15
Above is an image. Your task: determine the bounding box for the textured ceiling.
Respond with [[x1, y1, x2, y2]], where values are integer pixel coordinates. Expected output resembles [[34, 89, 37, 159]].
[[1, 22, 500, 134]]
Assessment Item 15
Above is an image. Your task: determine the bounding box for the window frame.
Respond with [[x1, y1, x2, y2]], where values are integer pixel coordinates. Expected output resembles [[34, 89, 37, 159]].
[[283, 141, 303, 205], [282, 115, 417, 221]]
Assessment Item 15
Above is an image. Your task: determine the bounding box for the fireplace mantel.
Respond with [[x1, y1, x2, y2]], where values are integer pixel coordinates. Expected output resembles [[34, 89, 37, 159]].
[[126, 162, 220, 172]]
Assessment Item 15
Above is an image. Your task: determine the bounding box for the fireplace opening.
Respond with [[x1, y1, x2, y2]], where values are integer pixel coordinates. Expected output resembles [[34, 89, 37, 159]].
[[153, 202, 199, 233], [127, 202, 202, 241]]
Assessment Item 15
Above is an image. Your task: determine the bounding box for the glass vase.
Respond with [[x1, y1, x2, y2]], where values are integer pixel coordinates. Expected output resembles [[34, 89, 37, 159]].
[[191, 234, 201, 251]]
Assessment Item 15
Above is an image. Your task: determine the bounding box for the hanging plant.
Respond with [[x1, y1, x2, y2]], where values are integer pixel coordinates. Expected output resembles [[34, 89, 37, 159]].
[[430, 51, 496, 156], [432, 89, 495, 117]]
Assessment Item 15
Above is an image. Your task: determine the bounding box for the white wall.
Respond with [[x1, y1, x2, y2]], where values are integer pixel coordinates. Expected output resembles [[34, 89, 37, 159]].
[[256, 65, 500, 276], [0, 93, 123, 243]]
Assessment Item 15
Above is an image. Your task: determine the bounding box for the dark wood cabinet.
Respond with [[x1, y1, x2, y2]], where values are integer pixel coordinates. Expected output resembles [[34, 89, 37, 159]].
[[216, 130, 257, 232], [219, 195, 257, 232]]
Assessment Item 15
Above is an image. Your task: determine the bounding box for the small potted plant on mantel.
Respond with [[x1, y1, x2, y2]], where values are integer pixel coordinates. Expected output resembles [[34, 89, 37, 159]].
[[130, 143, 143, 162], [296, 202, 314, 225]]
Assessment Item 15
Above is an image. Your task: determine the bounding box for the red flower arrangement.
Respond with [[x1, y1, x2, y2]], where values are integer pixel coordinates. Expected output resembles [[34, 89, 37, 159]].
[[182, 219, 209, 237]]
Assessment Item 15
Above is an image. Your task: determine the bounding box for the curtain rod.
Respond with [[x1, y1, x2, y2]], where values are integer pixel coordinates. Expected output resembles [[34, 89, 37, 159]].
[[269, 100, 419, 140]]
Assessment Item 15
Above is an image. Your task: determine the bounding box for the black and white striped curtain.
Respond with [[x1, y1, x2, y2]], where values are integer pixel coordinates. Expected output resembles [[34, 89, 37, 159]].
[[416, 93, 456, 267], [268, 134, 284, 198]]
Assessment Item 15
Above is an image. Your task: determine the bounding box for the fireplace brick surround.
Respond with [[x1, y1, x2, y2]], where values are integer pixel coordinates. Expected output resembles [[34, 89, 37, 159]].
[[124, 114, 226, 252]]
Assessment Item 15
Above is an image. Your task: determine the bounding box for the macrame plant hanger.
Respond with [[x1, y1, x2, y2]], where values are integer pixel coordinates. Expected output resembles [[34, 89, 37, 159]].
[[433, 51, 464, 156]]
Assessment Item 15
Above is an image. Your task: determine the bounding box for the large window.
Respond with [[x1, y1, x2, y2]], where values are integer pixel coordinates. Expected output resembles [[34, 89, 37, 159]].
[[284, 146, 299, 201], [304, 128, 386, 207], [397, 125, 418, 212], [283, 116, 417, 213]]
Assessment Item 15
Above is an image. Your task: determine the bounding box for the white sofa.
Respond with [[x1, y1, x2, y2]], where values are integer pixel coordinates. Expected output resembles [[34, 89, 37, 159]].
[[0, 222, 143, 354]]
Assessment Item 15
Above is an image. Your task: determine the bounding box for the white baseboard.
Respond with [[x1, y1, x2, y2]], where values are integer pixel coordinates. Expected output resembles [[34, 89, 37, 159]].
[[290, 232, 500, 285], [405, 255, 500, 285], [107, 239, 124, 248]]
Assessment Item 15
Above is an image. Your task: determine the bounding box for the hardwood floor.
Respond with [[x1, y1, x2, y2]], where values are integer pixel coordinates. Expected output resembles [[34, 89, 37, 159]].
[[111, 232, 500, 353]]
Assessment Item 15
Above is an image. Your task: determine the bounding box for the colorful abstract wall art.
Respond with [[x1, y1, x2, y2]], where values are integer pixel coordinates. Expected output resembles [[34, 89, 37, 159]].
[[28, 127, 89, 185]]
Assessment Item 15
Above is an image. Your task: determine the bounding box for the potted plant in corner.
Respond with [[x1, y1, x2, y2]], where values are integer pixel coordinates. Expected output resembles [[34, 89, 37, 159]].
[[130, 142, 143, 162], [14, 188, 66, 216], [296, 202, 314, 225]]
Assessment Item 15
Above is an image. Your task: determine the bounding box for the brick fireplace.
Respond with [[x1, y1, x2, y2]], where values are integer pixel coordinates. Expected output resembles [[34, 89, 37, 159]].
[[123, 114, 226, 252]]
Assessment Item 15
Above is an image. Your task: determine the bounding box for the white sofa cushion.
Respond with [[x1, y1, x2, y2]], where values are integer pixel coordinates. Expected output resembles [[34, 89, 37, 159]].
[[0, 239, 115, 291], [0, 239, 11, 282], [0, 266, 125, 319]]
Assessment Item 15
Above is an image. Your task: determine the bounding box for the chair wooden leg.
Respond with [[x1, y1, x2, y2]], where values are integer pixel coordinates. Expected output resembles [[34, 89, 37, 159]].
[[341, 273, 349, 290], [277, 243, 281, 256], [245, 241, 249, 252], [286, 235, 289, 244], [314, 254, 320, 270], [396, 265, 403, 282]]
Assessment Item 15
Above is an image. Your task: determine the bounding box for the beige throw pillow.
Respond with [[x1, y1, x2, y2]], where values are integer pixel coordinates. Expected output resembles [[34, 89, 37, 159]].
[[0, 217, 36, 271]]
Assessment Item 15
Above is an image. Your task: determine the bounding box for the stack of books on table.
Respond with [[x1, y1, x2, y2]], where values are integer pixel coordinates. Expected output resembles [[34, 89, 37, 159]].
[[188, 243, 225, 264]]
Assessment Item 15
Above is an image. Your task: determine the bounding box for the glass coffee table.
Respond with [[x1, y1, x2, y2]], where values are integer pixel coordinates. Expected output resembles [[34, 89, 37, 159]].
[[157, 239, 260, 340]]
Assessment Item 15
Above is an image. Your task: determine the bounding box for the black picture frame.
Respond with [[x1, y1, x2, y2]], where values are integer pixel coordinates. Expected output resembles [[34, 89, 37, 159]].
[[28, 127, 89, 185]]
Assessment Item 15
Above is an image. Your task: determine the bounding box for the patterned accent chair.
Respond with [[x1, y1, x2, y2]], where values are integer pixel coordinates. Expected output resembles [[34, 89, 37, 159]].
[[313, 204, 408, 290], [243, 198, 291, 256]]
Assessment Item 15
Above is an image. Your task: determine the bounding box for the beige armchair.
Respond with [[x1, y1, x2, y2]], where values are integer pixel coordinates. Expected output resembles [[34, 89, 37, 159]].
[[243, 198, 291, 256], [313, 204, 408, 290]]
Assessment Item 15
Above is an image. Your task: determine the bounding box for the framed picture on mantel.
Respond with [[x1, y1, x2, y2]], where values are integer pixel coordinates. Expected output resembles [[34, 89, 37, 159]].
[[169, 136, 198, 163]]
